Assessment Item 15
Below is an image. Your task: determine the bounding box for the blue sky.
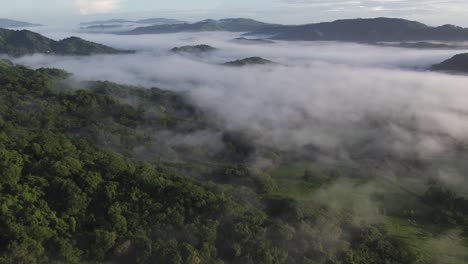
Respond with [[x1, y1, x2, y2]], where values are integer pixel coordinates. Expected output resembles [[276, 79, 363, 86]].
[[3, 0, 468, 26]]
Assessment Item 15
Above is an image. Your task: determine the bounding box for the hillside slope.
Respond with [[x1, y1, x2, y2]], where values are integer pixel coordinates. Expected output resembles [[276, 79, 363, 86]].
[[123, 18, 276, 34], [0, 62, 438, 264], [247, 17, 468, 42], [0, 28, 130, 56], [431, 53, 468, 73]]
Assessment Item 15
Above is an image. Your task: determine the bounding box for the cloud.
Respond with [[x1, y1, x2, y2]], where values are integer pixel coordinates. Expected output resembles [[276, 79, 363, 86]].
[[6, 29, 468, 254], [8, 31, 468, 163], [74, 0, 120, 15]]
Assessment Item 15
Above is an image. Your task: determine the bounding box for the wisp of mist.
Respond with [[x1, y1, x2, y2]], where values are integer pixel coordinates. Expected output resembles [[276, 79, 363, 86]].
[[8, 30, 468, 165], [5, 25, 468, 259]]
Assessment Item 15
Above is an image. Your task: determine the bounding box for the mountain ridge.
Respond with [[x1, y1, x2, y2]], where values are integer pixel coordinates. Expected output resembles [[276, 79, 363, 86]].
[[0, 18, 42, 28], [122, 18, 277, 34], [0, 28, 131, 56], [80, 18, 186, 25], [431, 53, 468, 73], [246, 17, 468, 42]]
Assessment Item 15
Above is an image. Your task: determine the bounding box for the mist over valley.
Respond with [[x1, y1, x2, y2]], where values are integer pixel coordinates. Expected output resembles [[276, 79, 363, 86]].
[[1, 10, 468, 264]]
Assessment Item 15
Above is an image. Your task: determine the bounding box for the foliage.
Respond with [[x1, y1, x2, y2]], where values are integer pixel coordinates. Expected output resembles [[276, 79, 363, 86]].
[[423, 180, 468, 225], [0, 64, 426, 263]]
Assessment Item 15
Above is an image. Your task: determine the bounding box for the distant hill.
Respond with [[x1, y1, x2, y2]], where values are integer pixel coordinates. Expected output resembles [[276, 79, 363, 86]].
[[82, 24, 124, 30], [231, 37, 275, 45], [81, 18, 185, 26], [0, 28, 131, 56], [431, 53, 468, 73], [171, 45, 217, 54], [135, 18, 186, 25], [125, 20, 222, 34], [378, 41, 465, 49], [0, 18, 41, 28], [246, 17, 468, 42], [123, 18, 276, 35], [80, 19, 134, 25], [223, 57, 274, 66], [216, 18, 277, 32]]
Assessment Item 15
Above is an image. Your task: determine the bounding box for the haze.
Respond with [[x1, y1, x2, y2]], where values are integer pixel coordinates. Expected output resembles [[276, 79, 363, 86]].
[[2, 2, 468, 264], [3, 0, 468, 26]]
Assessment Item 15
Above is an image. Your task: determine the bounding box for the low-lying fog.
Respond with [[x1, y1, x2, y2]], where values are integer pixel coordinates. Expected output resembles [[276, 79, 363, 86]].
[[6, 28, 468, 162]]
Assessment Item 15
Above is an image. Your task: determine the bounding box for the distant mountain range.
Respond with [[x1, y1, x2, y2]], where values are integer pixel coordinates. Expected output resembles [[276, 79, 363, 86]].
[[431, 53, 468, 73], [377, 41, 467, 49], [118, 17, 468, 43], [0, 18, 41, 28], [124, 20, 221, 34], [246, 17, 468, 42], [80, 18, 186, 26], [79, 18, 187, 33], [136, 18, 186, 25], [122, 18, 277, 35], [82, 24, 125, 30], [231, 37, 275, 45], [0, 28, 130, 56]]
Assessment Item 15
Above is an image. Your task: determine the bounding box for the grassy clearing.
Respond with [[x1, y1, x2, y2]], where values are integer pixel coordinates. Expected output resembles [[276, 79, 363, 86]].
[[268, 163, 468, 263]]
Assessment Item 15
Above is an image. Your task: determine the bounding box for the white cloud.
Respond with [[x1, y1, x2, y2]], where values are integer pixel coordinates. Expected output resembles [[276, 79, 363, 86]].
[[10, 31, 468, 160], [74, 0, 120, 15]]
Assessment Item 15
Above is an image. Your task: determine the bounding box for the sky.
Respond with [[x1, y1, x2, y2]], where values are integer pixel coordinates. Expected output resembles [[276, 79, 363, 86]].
[[2, 0, 468, 26]]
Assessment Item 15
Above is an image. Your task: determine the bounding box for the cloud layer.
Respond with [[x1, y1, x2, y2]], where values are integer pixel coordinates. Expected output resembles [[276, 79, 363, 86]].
[[8, 32, 468, 163]]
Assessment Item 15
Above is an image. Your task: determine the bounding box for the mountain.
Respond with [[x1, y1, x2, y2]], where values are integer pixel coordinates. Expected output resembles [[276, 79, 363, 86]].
[[81, 18, 185, 26], [135, 18, 186, 25], [231, 37, 275, 44], [53, 36, 131, 55], [0, 28, 130, 56], [123, 18, 276, 34], [431, 53, 468, 73], [0, 18, 41, 28], [246, 17, 468, 42], [216, 18, 277, 32], [171, 44, 217, 54], [80, 19, 134, 25], [82, 24, 124, 30], [125, 19, 222, 34], [378, 41, 466, 49], [80, 18, 187, 33], [223, 57, 274, 66]]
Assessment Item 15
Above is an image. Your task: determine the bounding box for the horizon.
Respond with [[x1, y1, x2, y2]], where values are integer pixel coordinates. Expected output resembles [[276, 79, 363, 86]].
[[3, 0, 468, 27], [3, 15, 468, 29]]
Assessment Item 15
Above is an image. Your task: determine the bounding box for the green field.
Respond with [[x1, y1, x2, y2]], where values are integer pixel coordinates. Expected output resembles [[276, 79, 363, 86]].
[[268, 163, 468, 264]]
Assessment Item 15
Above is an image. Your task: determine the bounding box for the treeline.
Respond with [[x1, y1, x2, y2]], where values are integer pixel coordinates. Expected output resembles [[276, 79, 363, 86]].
[[0, 62, 423, 263]]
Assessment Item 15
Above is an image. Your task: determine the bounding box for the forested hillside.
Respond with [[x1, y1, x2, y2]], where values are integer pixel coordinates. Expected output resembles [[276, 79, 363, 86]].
[[432, 53, 468, 73], [0, 28, 129, 56], [246, 17, 468, 42], [0, 60, 467, 264]]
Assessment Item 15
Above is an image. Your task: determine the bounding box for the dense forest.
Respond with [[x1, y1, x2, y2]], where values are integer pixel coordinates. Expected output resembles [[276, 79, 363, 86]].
[[0, 59, 467, 264]]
